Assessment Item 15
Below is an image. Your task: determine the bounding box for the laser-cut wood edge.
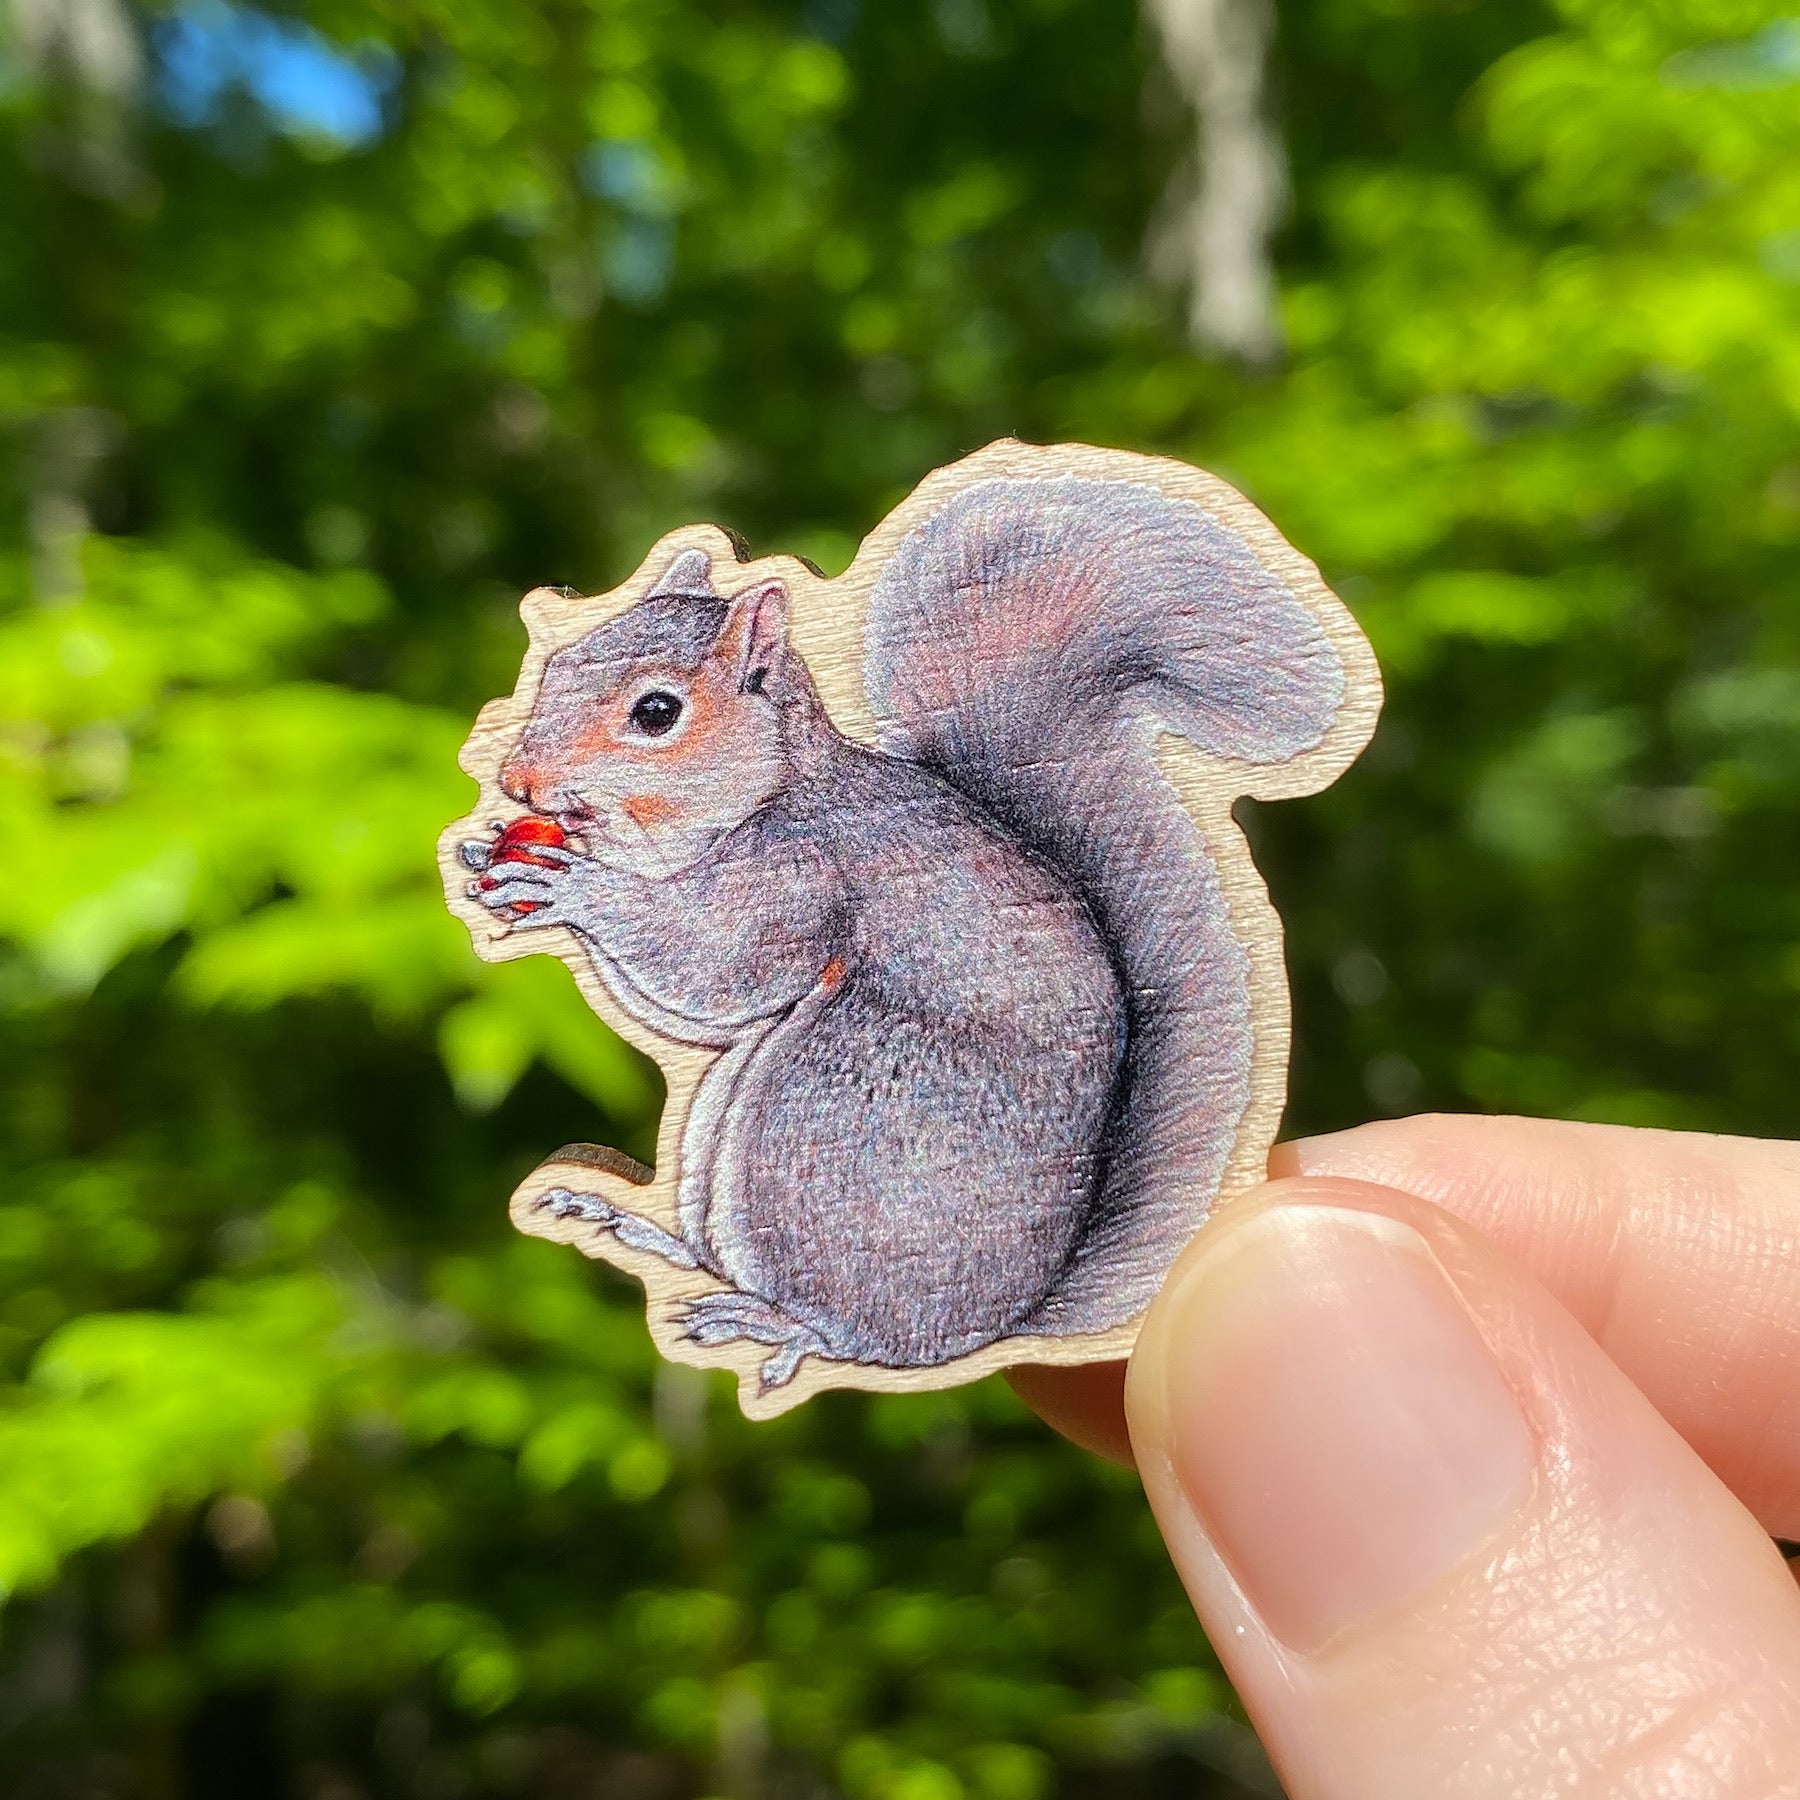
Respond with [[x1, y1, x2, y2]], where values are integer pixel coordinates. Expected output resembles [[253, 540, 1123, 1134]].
[[437, 438, 1382, 1420]]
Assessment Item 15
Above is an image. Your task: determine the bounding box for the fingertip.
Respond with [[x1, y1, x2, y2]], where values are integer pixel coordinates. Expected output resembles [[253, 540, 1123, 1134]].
[[1006, 1360, 1133, 1467], [1271, 1116, 1800, 1537], [1121, 1172, 1800, 1795], [1012, 1179, 1401, 1470], [1128, 1185, 1537, 1655], [1264, 1137, 1303, 1179]]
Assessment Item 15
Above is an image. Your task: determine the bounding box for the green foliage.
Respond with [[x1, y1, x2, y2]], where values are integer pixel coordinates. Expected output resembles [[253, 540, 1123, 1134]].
[[0, 0, 1796, 1793]]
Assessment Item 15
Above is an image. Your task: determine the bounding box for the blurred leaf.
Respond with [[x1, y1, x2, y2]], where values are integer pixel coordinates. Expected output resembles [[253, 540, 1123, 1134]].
[[2, 0, 1798, 1790]]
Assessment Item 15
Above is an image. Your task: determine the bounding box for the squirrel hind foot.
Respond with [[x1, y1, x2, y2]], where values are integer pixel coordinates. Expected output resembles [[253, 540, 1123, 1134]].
[[756, 1331, 826, 1392], [678, 1290, 832, 1389]]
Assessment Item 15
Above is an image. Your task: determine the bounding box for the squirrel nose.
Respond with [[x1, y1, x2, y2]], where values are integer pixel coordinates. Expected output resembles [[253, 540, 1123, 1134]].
[[498, 759, 538, 807]]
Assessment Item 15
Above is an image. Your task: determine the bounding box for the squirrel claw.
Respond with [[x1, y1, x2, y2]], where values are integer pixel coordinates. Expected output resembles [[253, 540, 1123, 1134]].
[[472, 873, 556, 917], [679, 1290, 788, 1346], [678, 1291, 829, 1389], [533, 1188, 699, 1270], [534, 1188, 621, 1227], [756, 1332, 827, 1391]]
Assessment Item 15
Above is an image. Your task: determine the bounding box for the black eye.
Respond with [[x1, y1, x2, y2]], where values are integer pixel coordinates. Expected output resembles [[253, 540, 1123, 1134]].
[[628, 690, 683, 737]]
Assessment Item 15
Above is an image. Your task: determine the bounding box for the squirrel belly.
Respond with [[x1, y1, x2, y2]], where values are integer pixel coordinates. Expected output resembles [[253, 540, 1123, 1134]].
[[694, 746, 1126, 1369]]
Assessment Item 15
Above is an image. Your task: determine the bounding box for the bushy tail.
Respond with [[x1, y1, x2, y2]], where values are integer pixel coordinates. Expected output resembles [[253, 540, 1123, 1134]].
[[863, 474, 1348, 1334]]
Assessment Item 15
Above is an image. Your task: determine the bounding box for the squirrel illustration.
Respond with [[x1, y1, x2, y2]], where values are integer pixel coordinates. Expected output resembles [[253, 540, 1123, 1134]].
[[462, 474, 1351, 1390]]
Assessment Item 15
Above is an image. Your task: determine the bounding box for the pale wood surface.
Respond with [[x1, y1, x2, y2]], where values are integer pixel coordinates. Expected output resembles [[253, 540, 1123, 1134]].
[[437, 439, 1382, 1419]]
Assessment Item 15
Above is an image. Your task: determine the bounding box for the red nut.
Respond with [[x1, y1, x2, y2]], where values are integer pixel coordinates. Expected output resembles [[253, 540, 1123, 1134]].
[[491, 816, 567, 863], [481, 816, 568, 914]]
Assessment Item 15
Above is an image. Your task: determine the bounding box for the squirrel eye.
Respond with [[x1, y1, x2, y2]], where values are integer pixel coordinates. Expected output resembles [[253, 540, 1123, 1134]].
[[627, 690, 684, 737]]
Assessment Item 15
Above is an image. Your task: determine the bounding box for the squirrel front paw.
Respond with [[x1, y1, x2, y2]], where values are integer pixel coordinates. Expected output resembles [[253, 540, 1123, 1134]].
[[466, 840, 582, 928], [462, 816, 589, 926]]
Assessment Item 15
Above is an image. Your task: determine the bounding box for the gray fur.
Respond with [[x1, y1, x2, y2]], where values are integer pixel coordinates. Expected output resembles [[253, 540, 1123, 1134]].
[[864, 476, 1344, 1332], [559, 592, 731, 685], [473, 485, 1347, 1386], [489, 734, 1120, 1386]]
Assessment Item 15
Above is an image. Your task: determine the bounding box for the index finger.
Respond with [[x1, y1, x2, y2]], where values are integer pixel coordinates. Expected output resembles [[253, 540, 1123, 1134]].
[[1013, 1116, 1800, 1535]]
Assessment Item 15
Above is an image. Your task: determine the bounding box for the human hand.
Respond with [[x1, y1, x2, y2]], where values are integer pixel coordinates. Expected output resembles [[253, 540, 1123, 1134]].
[[1012, 1117, 1800, 1796]]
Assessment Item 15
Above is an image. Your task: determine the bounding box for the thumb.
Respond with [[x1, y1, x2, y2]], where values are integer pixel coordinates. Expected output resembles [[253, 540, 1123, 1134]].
[[1126, 1177, 1800, 1799]]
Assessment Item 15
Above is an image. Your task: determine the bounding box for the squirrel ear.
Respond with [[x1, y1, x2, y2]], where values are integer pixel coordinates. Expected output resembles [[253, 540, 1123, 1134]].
[[718, 579, 790, 694], [646, 547, 717, 601]]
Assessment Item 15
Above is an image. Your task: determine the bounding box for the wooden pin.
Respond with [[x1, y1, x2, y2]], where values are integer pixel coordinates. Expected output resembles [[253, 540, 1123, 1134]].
[[439, 440, 1381, 1418]]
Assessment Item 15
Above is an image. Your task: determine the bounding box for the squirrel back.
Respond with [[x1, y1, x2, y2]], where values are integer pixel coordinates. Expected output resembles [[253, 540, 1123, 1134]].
[[864, 475, 1348, 1333]]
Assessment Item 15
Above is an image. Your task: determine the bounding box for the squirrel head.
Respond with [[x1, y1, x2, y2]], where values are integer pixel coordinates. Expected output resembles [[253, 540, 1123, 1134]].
[[500, 548, 804, 875]]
